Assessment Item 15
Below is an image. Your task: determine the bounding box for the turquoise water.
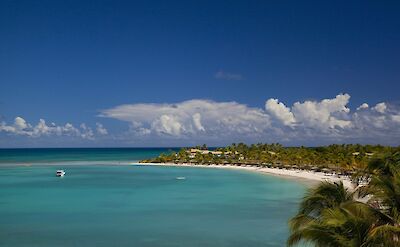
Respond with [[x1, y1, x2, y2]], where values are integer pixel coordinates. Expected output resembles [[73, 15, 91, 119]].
[[0, 149, 307, 247]]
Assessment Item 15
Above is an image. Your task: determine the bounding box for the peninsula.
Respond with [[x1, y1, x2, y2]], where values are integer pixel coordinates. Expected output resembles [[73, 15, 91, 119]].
[[140, 143, 400, 187]]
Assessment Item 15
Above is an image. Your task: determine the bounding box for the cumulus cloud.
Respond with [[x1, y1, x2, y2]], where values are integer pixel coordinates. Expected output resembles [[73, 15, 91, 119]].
[[214, 70, 243, 80], [357, 103, 369, 110], [291, 93, 352, 130], [3, 94, 400, 145], [14, 117, 29, 130], [101, 99, 271, 138], [265, 99, 296, 126], [152, 115, 183, 136], [79, 123, 95, 140], [0, 117, 106, 140], [101, 94, 400, 145], [373, 102, 387, 113], [96, 122, 108, 135]]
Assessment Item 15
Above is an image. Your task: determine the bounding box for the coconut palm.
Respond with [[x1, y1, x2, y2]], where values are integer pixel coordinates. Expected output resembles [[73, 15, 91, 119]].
[[288, 200, 392, 246], [288, 181, 356, 246], [288, 185, 397, 246], [288, 153, 400, 246], [366, 152, 400, 214], [289, 181, 354, 227], [363, 152, 400, 246]]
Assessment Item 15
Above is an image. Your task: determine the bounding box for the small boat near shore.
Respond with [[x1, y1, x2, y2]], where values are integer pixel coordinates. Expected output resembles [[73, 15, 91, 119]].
[[56, 170, 65, 177]]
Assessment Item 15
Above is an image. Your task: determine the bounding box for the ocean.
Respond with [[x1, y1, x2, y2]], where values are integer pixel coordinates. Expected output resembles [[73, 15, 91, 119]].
[[0, 148, 307, 247]]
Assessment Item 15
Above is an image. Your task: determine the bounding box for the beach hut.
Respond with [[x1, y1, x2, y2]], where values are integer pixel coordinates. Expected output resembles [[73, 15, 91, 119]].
[[311, 166, 320, 172]]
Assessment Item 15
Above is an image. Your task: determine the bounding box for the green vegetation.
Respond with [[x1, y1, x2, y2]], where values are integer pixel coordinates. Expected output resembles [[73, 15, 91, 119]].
[[287, 152, 400, 246], [141, 143, 400, 172]]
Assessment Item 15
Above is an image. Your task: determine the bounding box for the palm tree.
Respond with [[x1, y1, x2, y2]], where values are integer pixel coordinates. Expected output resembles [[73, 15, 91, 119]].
[[366, 152, 400, 214], [363, 152, 400, 246], [288, 200, 390, 246], [288, 181, 355, 246], [288, 152, 400, 246]]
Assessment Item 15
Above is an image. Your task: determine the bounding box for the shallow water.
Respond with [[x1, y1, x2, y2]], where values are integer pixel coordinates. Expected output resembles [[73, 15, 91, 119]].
[[0, 164, 306, 247]]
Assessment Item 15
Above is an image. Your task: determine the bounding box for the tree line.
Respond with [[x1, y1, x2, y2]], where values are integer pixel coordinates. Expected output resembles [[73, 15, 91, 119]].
[[141, 143, 400, 172]]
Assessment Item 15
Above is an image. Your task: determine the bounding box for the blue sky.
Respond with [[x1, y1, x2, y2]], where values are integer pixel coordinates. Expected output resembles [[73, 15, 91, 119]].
[[1, 0, 400, 147]]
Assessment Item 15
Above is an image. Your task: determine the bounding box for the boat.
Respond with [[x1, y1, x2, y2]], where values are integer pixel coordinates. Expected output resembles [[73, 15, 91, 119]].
[[56, 170, 65, 177], [176, 176, 186, 180]]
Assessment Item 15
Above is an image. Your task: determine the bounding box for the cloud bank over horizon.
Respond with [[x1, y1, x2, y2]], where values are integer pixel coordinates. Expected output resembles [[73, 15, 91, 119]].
[[100, 93, 400, 146], [0, 118, 107, 140], [2, 93, 400, 146]]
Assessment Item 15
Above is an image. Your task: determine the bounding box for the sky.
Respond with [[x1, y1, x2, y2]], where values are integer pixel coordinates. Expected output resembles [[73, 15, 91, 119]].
[[1, 0, 400, 147]]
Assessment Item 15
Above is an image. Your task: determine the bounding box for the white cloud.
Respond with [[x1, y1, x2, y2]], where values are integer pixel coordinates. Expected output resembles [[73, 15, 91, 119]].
[[62, 123, 80, 136], [79, 123, 94, 140], [14, 117, 29, 130], [192, 113, 205, 132], [357, 103, 369, 110], [265, 99, 296, 126], [373, 102, 387, 113], [101, 99, 271, 138], [101, 94, 400, 145], [96, 122, 108, 135], [214, 70, 243, 80], [291, 93, 352, 130], [0, 117, 106, 140], [151, 115, 183, 136], [0, 116, 32, 135], [3, 94, 400, 145]]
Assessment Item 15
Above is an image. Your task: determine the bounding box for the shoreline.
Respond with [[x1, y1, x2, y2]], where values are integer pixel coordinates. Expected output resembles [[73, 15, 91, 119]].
[[0, 160, 355, 189], [136, 162, 355, 189]]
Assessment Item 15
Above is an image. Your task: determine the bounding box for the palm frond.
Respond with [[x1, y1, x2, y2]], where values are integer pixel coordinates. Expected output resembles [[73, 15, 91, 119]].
[[365, 224, 400, 247]]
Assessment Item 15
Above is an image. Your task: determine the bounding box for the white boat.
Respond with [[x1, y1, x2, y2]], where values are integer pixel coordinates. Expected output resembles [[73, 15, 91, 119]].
[[176, 176, 186, 180], [56, 170, 65, 177]]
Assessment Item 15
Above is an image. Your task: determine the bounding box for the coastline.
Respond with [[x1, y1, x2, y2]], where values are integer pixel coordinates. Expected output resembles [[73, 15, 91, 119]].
[[135, 162, 355, 189], [0, 159, 354, 189]]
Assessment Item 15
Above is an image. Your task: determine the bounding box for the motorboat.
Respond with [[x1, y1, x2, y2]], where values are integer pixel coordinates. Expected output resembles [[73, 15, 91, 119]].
[[56, 170, 65, 177]]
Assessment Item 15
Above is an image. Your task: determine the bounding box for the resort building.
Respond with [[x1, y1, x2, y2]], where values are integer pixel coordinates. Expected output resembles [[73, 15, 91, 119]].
[[187, 149, 224, 158]]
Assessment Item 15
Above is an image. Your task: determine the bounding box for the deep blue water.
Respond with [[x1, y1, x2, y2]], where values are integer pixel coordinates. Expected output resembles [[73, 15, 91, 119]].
[[0, 148, 177, 164], [0, 149, 307, 247]]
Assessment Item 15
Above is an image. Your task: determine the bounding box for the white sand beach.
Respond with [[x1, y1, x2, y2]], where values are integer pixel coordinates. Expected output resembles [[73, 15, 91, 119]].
[[135, 162, 355, 189]]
